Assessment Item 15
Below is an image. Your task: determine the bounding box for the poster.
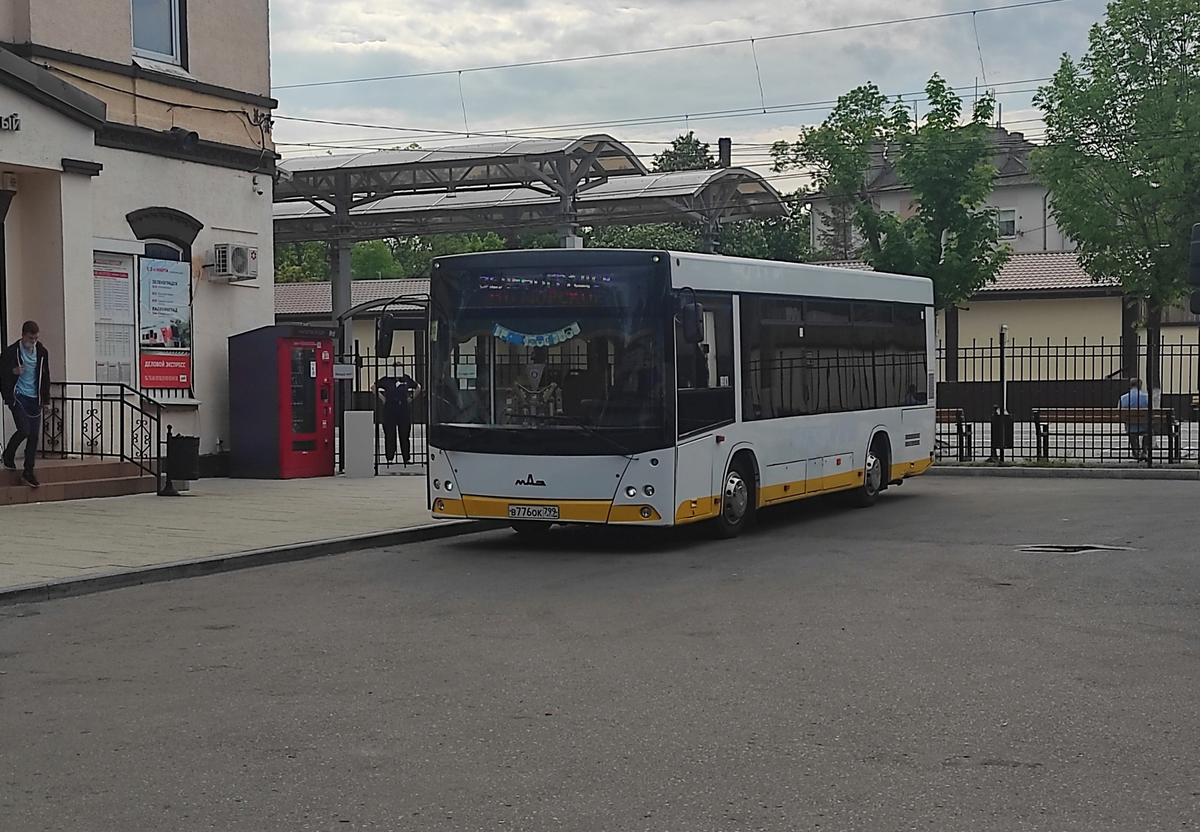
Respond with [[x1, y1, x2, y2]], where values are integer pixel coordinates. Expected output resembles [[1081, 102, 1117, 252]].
[[140, 354, 191, 389], [94, 253, 137, 384], [139, 258, 191, 348]]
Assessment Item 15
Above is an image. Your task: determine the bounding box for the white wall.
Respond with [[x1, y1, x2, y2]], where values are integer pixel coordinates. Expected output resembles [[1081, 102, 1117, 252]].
[[812, 182, 1076, 256], [91, 146, 275, 453], [0, 82, 98, 363]]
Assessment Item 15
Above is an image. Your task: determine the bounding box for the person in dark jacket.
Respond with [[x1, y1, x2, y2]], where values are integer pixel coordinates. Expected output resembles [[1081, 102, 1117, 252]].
[[375, 372, 421, 466], [1, 320, 52, 487]]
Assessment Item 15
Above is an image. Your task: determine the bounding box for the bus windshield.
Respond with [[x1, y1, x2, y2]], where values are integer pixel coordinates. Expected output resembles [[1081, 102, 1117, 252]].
[[430, 260, 672, 455]]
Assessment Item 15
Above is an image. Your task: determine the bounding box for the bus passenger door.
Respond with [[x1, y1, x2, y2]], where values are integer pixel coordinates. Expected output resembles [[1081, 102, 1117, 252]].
[[674, 294, 735, 523]]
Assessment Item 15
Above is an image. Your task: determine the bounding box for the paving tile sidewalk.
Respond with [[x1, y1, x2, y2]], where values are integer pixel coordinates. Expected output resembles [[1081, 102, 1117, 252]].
[[0, 473, 442, 593]]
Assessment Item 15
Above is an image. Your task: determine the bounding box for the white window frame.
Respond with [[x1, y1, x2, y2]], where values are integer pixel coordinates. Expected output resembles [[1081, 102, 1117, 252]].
[[131, 0, 183, 66], [997, 209, 1017, 239]]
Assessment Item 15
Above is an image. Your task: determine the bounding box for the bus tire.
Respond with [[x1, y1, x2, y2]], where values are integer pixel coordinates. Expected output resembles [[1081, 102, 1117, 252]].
[[511, 521, 553, 535], [848, 438, 888, 508], [714, 457, 755, 538]]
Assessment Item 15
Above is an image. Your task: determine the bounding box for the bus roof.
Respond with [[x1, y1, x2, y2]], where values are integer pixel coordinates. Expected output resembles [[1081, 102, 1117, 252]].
[[431, 248, 934, 306], [666, 250, 934, 305]]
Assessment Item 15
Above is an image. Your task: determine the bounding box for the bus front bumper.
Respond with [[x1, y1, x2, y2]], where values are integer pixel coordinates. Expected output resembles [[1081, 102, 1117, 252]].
[[432, 495, 666, 525]]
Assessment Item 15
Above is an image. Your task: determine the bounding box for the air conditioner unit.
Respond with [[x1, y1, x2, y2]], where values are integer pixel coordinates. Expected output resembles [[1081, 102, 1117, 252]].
[[210, 243, 258, 281]]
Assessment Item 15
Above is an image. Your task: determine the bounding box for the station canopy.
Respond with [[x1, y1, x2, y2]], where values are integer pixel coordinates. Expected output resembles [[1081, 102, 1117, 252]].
[[274, 134, 788, 244]]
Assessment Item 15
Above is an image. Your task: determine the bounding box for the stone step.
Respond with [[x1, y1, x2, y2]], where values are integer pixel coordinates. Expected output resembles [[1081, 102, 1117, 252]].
[[0, 474, 159, 506], [0, 459, 150, 485]]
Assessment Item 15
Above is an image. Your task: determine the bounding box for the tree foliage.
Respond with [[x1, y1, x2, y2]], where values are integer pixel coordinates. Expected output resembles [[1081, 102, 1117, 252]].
[[772, 75, 1010, 308], [652, 131, 717, 172], [274, 242, 330, 283], [273, 234, 509, 283], [1032, 0, 1200, 315]]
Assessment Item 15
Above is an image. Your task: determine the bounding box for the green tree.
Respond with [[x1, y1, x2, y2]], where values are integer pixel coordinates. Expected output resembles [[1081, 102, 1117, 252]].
[[273, 241, 330, 283], [351, 239, 403, 281], [772, 75, 1010, 308], [586, 223, 703, 250], [652, 131, 717, 172], [1032, 0, 1200, 353], [388, 233, 507, 278]]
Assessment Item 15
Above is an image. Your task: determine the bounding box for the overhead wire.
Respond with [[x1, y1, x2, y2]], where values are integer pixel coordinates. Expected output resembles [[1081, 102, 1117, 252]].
[[271, 77, 1058, 155], [273, 0, 1082, 91]]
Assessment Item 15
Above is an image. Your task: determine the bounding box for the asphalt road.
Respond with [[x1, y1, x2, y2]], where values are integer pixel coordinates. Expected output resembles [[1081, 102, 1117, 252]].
[[2, 476, 1199, 831]]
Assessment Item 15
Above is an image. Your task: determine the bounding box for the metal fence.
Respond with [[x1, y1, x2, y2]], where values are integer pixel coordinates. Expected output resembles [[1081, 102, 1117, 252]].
[[338, 346, 428, 472], [337, 338, 1200, 470], [936, 340, 1200, 466]]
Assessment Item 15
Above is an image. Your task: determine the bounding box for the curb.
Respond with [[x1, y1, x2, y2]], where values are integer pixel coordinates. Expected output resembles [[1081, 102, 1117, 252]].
[[0, 519, 504, 606], [928, 465, 1200, 481]]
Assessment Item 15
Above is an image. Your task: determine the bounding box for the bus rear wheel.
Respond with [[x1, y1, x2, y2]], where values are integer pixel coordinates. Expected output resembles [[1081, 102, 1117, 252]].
[[714, 458, 754, 538], [848, 440, 887, 508]]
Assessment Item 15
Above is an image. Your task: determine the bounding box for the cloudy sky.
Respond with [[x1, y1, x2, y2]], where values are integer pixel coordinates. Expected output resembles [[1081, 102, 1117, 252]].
[[269, 0, 1110, 187]]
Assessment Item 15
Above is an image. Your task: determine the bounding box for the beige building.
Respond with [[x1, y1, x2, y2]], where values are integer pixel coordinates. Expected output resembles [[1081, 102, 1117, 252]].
[[807, 128, 1074, 259], [0, 0, 276, 466]]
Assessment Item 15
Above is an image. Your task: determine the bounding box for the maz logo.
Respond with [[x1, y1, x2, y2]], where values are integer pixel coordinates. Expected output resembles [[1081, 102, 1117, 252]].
[[515, 474, 547, 487]]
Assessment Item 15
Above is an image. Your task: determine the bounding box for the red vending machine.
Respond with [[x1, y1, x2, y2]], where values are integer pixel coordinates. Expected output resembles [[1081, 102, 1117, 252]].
[[229, 325, 337, 478]]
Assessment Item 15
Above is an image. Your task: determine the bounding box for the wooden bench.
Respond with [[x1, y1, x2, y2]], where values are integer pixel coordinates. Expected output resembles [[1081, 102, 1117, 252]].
[[1032, 407, 1181, 463], [936, 408, 973, 462]]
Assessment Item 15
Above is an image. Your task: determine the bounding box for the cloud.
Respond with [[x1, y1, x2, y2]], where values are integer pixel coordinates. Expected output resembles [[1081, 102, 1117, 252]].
[[270, 0, 1111, 183]]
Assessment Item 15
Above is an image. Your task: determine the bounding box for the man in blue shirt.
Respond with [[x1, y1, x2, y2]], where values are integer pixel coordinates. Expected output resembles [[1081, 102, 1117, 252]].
[[1118, 378, 1150, 462], [1, 321, 51, 487]]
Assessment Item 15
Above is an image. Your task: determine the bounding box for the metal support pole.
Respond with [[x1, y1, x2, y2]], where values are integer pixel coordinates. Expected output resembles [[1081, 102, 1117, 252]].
[[556, 190, 583, 248], [999, 324, 1007, 464]]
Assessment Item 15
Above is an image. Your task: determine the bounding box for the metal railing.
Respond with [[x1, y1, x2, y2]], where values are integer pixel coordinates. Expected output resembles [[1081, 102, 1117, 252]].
[[936, 340, 1200, 466], [340, 347, 429, 472], [39, 382, 164, 490]]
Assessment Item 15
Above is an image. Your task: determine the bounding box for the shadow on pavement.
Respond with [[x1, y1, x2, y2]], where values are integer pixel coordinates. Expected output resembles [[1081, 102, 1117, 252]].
[[442, 487, 925, 559]]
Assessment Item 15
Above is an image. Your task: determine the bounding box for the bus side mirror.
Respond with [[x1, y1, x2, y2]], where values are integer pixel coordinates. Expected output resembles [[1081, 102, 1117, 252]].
[[377, 313, 396, 359], [681, 302, 705, 344]]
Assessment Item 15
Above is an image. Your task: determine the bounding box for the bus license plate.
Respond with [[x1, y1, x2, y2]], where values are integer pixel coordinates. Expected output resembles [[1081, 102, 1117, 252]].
[[508, 504, 559, 520]]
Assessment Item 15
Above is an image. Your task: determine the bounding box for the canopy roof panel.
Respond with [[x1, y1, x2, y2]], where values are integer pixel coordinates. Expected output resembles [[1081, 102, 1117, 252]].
[[274, 133, 647, 205], [274, 167, 788, 243]]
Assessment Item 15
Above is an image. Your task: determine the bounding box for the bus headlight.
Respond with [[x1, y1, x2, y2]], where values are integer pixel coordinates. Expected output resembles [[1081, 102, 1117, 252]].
[[625, 486, 637, 498], [640, 506, 652, 519], [445, 481, 455, 492], [433, 479, 441, 490], [643, 485, 655, 497]]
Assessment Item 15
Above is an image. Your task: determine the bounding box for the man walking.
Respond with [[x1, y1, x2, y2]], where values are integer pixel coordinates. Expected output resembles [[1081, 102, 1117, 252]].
[[1118, 377, 1151, 462], [1, 321, 51, 486]]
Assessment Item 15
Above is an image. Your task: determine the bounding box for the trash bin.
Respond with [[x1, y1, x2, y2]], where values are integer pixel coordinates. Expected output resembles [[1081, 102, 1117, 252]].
[[166, 430, 201, 481], [990, 407, 1014, 453]]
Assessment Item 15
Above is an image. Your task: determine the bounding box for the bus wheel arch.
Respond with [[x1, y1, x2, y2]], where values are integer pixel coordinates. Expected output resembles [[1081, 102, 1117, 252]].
[[714, 449, 757, 538], [849, 430, 890, 508]]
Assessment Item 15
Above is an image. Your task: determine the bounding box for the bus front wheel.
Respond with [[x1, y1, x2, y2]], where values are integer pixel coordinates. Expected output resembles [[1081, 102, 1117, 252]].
[[714, 458, 755, 538]]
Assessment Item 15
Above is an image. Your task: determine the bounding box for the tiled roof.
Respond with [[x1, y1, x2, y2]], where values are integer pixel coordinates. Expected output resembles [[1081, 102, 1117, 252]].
[[814, 251, 1119, 295], [983, 251, 1117, 293], [866, 127, 1043, 192], [275, 279, 429, 317]]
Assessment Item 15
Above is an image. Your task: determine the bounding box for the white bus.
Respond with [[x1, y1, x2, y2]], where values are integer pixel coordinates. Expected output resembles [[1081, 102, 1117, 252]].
[[426, 249, 935, 537]]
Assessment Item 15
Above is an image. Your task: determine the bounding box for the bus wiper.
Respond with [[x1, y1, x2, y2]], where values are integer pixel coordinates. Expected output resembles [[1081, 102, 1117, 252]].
[[506, 411, 635, 459]]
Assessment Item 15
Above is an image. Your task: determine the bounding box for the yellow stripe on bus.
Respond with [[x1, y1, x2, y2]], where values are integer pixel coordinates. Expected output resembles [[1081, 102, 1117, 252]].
[[432, 496, 663, 524]]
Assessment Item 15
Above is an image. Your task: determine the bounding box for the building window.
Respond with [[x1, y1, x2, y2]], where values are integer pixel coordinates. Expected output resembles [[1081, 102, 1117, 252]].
[[132, 0, 185, 65], [997, 209, 1017, 239]]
